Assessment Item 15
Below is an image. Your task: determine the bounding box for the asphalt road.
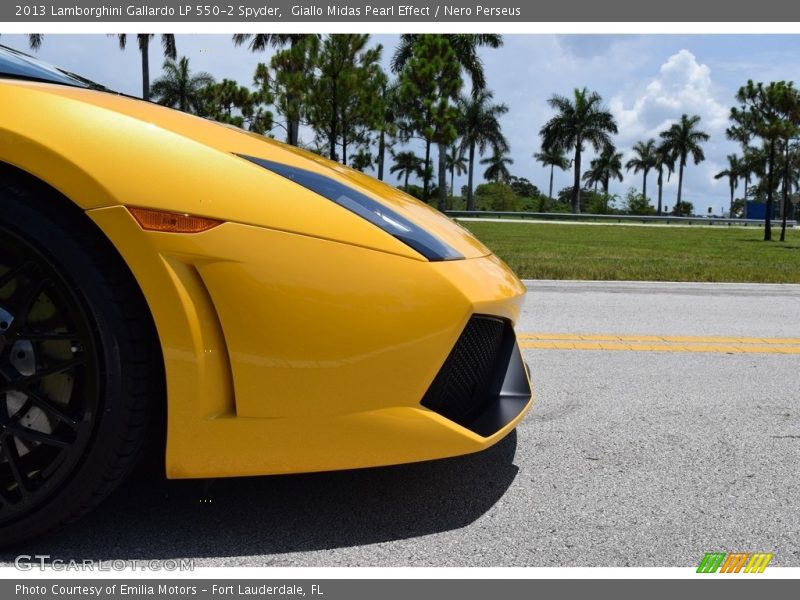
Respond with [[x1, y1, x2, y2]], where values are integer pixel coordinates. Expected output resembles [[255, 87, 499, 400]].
[[2, 281, 799, 567]]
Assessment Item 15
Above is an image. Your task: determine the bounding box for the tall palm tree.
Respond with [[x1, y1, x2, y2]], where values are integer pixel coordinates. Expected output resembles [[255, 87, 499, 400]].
[[456, 90, 509, 210], [389, 151, 423, 191], [534, 147, 570, 199], [726, 124, 754, 203], [654, 142, 675, 216], [481, 151, 513, 183], [581, 165, 602, 194], [659, 114, 709, 216], [391, 34, 502, 95], [232, 34, 318, 146], [446, 147, 468, 196], [714, 154, 743, 218], [540, 87, 618, 213], [625, 139, 657, 201], [583, 145, 623, 195], [114, 34, 177, 101], [150, 57, 214, 113], [740, 146, 764, 208]]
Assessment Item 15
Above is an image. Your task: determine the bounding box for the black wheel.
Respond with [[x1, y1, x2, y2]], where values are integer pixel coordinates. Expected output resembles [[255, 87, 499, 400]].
[[0, 178, 163, 547]]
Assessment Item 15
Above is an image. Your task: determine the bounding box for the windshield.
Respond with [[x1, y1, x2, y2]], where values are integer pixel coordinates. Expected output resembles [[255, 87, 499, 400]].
[[0, 44, 106, 89]]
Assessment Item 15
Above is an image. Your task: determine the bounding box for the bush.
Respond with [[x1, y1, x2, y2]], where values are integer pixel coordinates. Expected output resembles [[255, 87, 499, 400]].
[[474, 182, 522, 212], [623, 188, 655, 215]]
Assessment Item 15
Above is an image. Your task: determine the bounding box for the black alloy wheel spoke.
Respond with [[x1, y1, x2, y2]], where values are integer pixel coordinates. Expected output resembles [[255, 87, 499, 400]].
[[25, 388, 79, 428], [3, 276, 47, 338], [3, 356, 85, 392], [0, 437, 31, 496], [6, 425, 71, 449]]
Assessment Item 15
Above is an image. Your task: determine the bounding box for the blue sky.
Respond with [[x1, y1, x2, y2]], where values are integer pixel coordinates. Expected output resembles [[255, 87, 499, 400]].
[[3, 33, 800, 214]]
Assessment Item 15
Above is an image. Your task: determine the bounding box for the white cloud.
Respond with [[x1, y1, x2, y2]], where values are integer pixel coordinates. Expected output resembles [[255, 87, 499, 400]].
[[610, 49, 730, 148]]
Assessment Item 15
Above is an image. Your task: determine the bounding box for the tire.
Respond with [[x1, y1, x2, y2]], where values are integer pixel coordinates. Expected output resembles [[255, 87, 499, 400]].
[[0, 178, 163, 547]]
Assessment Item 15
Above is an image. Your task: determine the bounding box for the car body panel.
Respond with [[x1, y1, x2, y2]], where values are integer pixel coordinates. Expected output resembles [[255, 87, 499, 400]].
[[87, 206, 529, 477], [2, 75, 533, 478]]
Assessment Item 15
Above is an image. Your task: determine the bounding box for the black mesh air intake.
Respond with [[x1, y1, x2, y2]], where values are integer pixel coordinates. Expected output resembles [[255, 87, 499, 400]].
[[421, 316, 512, 428]]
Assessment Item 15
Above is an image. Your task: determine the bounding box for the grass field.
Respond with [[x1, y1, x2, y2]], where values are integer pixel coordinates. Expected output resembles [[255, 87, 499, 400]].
[[462, 220, 800, 283]]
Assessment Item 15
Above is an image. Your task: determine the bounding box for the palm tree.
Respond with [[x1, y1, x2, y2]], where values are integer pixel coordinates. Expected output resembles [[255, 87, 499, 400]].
[[581, 165, 602, 194], [232, 34, 318, 146], [391, 34, 502, 95], [456, 90, 509, 210], [540, 87, 618, 213], [654, 142, 675, 216], [726, 124, 754, 202], [390, 151, 423, 191], [582, 144, 623, 198], [446, 147, 468, 196], [625, 139, 657, 201], [714, 154, 743, 218], [114, 34, 177, 101], [534, 147, 570, 199], [481, 151, 513, 183], [659, 114, 709, 216], [740, 146, 764, 208], [150, 57, 214, 113]]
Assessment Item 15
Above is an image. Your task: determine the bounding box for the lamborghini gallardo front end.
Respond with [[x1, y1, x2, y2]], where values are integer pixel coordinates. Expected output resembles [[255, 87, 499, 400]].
[[0, 45, 532, 545]]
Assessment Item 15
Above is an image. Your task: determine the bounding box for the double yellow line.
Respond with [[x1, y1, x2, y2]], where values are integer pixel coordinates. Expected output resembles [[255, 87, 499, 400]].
[[519, 333, 800, 354]]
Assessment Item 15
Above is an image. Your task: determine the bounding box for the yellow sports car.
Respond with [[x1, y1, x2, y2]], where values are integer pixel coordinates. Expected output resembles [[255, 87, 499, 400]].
[[0, 45, 532, 545]]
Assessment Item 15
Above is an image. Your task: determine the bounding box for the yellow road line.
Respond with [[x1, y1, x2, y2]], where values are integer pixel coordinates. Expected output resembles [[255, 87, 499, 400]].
[[518, 333, 800, 354]]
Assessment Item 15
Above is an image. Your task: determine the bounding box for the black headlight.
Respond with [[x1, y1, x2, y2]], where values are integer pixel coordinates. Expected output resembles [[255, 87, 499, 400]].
[[239, 155, 463, 262]]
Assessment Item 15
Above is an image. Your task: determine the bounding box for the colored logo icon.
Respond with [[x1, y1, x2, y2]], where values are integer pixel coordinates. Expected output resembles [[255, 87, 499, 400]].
[[697, 552, 773, 573]]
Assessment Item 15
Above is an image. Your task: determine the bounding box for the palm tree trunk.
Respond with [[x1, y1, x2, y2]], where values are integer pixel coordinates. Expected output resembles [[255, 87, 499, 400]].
[[642, 168, 648, 203], [141, 39, 150, 101], [765, 142, 775, 241], [548, 164, 554, 199], [675, 160, 685, 216], [466, 142, 476, 211], [572, 143, 582, 214], [450, 162, 455, 197], [730, 183, 735, 219], [657, 170, 663, 216], [781, 140, 789, 242], [743, 175, 749, 208], [377, 130, 386, 181], [404, 171, 410, 191], [437, 142, 448, 212]]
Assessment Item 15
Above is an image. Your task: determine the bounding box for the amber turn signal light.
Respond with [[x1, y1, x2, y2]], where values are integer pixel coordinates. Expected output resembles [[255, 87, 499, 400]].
[[128, 207, 223, 233]]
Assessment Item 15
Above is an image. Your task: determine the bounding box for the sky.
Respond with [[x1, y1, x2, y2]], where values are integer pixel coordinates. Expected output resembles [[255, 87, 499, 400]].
[[3, 33, 800, 215]]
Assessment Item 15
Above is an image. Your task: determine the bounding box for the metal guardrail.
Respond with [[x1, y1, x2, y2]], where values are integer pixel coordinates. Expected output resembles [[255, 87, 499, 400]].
[[446, 211, 798, 227]]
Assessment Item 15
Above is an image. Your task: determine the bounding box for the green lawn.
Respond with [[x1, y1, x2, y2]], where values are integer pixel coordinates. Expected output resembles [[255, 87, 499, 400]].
[[463, 221, 800, 282]]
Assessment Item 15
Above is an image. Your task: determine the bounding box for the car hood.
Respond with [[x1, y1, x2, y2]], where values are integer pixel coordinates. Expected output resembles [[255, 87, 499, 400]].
[[4, 80, 490, 260]]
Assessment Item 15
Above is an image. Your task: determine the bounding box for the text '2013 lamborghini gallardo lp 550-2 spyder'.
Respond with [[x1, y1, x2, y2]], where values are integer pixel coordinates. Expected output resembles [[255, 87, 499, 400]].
[[0, 44, 533, 546]]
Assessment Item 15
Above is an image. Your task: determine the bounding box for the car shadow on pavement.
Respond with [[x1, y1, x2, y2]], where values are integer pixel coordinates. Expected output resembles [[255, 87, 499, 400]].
[[1, 431, 518, 561]]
